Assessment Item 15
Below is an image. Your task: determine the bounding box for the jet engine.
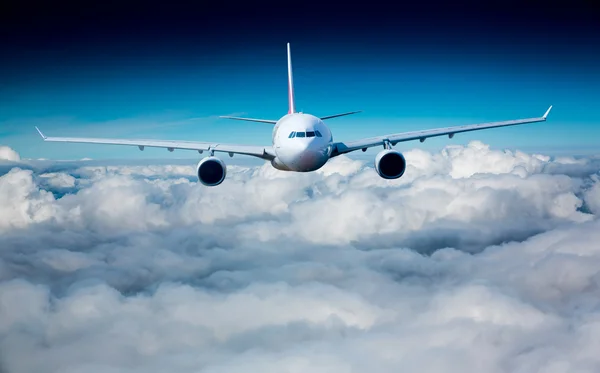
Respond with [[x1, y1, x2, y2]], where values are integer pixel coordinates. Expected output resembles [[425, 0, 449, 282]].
[[196, 156, 227, 186], [374, 149, 406, 179]]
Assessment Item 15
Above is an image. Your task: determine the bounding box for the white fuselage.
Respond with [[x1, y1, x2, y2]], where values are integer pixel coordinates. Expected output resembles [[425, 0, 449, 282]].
[[270, 113, 333, 172]]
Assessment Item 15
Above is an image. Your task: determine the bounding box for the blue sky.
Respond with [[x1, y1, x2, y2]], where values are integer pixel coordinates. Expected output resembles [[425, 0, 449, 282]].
[[2, 4, 599, 160]]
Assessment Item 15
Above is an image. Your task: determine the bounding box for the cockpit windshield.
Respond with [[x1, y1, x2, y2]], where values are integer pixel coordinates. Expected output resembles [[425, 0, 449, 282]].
[[288, 130, 322, 138]]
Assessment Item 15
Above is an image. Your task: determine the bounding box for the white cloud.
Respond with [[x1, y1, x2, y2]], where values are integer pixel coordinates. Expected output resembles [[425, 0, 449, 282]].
[[584, 174, 600, 215], [0, 168, 59, 230], [0, 145, 21, 161], [1, 140, 600, 373]]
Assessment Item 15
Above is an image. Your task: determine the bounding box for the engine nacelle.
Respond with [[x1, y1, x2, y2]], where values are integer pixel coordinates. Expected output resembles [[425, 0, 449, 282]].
[[374, 149, 406, 179], [196, 156, 227, 186]]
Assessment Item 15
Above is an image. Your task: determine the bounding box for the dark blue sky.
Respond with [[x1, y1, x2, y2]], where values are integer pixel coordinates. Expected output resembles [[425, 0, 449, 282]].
[[1, 0, 599, 159]]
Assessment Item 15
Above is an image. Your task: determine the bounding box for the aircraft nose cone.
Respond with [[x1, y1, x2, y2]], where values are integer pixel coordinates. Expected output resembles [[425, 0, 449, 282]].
[[299, 148, 318, 164], [295, 140, 327, 171]]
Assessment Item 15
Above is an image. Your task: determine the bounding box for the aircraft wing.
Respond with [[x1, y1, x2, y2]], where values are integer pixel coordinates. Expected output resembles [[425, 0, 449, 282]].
[[34, 127, 276, 160], [330, 106, 552, 157]]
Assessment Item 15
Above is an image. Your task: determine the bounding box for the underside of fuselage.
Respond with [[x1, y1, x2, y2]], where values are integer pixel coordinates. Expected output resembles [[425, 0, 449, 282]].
[[271, 153, 330, 172], [270, 157, 293, 171]]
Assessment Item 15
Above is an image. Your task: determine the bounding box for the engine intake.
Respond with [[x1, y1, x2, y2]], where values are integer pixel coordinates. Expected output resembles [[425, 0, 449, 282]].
[[375, 150, 406, 179], [197, 156, 227, 186]]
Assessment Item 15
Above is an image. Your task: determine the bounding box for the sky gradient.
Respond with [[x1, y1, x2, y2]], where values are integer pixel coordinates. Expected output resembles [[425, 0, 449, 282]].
[[2, 0, 599, 160]]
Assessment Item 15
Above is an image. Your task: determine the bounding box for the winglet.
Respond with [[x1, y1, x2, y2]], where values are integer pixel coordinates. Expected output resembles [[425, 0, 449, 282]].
[[35, 126, 47, 140], [543, 105, 553, 119]]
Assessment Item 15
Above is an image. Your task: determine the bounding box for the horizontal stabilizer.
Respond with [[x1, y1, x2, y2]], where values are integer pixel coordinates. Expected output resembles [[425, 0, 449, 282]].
[[320, 111, 362, 120], [219, 116, 278, 124]]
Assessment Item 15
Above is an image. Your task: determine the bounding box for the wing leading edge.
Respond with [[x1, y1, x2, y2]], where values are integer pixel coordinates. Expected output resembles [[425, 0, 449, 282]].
[[34, 127, 276, 160], [331, 106, 553, 157]]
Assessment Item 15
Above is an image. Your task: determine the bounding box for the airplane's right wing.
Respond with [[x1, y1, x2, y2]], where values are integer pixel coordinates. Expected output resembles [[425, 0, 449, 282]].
[[34, 127, 276, 160], [330, 106, 552, 157]]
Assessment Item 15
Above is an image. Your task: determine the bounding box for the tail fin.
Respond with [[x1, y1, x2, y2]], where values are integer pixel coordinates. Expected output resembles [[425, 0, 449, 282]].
[[287, 43, 296, 114]]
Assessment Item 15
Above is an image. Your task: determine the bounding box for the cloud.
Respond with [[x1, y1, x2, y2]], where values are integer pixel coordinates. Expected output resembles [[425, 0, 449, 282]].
[[583, 174, 600, 215], [1, 140, 600, 372], [0, 145, 20, 162]]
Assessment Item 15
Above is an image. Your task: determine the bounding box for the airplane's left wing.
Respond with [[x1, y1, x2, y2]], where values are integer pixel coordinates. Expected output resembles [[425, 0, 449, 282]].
[[34, 127, 276, 160], [331, 106, 552, 157]]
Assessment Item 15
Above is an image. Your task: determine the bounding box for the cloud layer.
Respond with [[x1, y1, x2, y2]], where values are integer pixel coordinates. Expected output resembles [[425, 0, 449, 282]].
[[1, 140, 600, 373], [0, 146, 20, 162]]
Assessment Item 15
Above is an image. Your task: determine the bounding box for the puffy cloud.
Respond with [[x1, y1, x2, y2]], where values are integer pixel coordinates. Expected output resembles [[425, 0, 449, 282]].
[[1, 140, 600, 373], [584, 174, 600, 215], [0, 145, 20, 161]]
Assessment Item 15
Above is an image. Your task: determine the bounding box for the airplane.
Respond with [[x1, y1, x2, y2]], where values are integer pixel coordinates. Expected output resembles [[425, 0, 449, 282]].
[[35, 43, 553, 186]]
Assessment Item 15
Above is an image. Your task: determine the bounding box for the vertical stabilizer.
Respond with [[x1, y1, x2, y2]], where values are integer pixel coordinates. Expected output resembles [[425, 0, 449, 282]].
[[287, 43, 296, 114]]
